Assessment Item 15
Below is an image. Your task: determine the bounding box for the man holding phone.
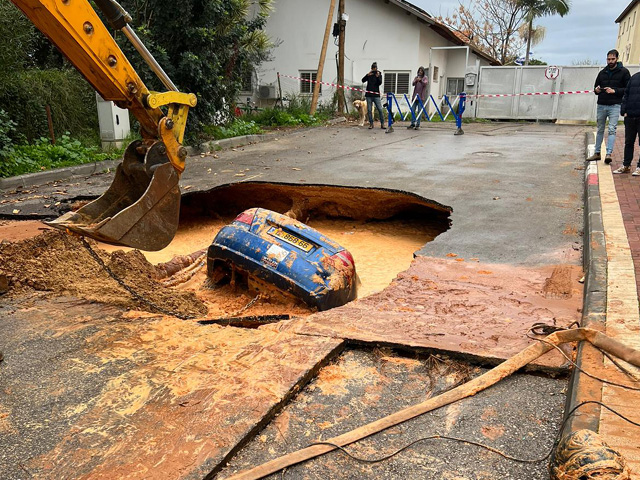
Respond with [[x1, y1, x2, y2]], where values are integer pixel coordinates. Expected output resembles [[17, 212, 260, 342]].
[[587, 49, 630, 163], [362, 62, 385, 129]]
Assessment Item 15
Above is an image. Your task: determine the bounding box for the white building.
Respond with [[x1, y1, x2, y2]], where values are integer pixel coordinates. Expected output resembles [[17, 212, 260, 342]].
[[245, 0, 499, 109]]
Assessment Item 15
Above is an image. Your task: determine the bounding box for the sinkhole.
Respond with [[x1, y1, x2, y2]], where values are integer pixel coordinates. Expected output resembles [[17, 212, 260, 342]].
[[139, 183, 450, 316], [1, 182, 451, 318]]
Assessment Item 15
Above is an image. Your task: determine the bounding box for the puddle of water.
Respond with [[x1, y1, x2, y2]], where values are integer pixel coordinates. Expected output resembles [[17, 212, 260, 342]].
[[99, 217, 438, 298], [306, 218, 439, 296]]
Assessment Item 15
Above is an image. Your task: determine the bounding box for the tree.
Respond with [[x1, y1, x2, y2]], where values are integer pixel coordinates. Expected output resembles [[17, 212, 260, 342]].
[[438, 0, 569, 66], [438, 0, 528, 65], [519, 0, 570, 65], [115, 0, 274, 136]]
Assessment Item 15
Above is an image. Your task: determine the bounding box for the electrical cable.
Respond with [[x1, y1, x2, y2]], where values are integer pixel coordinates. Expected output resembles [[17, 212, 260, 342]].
[[305, 401, 640, 468]]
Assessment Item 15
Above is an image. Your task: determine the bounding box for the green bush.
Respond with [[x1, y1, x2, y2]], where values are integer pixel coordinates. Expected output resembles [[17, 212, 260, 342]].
[[202, 118, 262, 140], [0, 109, 18, 159], [0, 134, 115, 178], [0, 69, 98, 143], [248, 107, 327, 127]]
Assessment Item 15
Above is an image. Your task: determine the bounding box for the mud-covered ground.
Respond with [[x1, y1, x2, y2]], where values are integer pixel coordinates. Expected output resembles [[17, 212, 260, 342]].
[[219, 348, 567, 480]]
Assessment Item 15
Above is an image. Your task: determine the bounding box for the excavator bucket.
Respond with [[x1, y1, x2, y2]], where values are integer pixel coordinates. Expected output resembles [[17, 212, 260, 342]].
[[45, 140, 181, 251]]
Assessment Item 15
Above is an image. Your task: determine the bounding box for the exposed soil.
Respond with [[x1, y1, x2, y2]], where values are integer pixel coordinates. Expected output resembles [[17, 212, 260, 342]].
[[0, 230, 206, 317]]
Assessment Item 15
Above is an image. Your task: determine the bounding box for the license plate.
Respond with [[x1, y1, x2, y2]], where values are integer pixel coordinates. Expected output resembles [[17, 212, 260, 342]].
[[268, 227, 313, 252]]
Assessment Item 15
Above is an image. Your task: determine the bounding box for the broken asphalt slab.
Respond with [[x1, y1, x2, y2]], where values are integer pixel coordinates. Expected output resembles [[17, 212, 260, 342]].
[[0, 296, 343, 479], [267, 256, 583, 372]]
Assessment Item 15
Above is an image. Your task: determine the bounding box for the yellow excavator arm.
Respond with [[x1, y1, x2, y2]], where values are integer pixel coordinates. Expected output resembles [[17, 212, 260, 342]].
[[10, 0, 197, 250]]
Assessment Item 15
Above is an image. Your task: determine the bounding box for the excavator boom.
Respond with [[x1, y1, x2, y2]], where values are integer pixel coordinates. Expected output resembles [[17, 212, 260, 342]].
[[10, 0, 196, 250]]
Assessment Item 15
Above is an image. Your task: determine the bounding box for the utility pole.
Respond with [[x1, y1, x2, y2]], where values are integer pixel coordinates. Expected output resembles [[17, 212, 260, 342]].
[[337, 0, 346, 114], [310, 0, 337, 115]]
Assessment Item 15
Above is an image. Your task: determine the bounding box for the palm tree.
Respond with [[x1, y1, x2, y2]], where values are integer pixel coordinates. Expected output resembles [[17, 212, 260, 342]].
[[518, 23, 546, 63], [519, 0, 571, 65]]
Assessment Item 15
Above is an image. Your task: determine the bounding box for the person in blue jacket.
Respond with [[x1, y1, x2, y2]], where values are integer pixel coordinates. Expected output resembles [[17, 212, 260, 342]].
[[587, 49, 631, 163], [362, 62, 385, 129]]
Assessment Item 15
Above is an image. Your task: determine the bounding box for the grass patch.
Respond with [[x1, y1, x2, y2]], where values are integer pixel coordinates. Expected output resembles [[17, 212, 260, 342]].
[[0, 134, 120, 178]]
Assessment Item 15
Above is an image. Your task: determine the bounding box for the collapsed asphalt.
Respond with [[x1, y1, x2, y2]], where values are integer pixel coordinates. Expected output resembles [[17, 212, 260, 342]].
[[0, 121, 589, 479]]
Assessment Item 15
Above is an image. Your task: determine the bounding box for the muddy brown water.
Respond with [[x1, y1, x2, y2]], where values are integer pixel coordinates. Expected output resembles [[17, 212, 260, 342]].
[[0, 217, 442, 318], [0, 184, 450, 317], [100, 216, 443, 297]]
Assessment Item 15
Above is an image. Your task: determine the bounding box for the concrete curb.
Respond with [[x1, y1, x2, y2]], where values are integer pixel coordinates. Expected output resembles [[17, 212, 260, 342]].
[[0, 120, 353, 192], [562, 131, 606, 434], [0, 160, 121, 192]]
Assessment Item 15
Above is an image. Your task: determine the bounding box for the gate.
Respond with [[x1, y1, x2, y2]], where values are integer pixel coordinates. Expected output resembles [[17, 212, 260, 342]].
[[475, 65, 640, 122]]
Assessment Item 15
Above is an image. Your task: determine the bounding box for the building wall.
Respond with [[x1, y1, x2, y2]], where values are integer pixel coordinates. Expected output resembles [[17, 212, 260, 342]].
[[255, 0, 487, 105], [616, 3, 640, 65]]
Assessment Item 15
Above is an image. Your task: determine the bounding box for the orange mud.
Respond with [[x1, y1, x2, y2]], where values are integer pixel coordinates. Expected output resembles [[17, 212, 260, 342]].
[[0, 230, 207, 317], [98, 217, 228, 264], [0, 220, 48, 242], [0, 215, 439, 316], [307, 218, 440, 296]]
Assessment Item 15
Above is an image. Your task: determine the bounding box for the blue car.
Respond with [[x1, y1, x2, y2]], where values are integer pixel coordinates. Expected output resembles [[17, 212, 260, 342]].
[[207, 208, 357, 311]]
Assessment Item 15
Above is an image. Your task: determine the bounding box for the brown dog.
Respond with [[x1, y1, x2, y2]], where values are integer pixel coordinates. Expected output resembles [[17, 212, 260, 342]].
[[353, 99, 368, 127]]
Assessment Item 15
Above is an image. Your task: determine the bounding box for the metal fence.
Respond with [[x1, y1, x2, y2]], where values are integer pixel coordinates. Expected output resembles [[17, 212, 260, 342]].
[[384, 92, 466, 135], [472, 65, 640, 122]]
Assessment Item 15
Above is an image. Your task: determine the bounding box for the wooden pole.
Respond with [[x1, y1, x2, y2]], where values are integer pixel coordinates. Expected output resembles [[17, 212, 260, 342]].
[[310, 0, 337, 115], [337, 0, 345, 114], [276, 72, 283, 109]]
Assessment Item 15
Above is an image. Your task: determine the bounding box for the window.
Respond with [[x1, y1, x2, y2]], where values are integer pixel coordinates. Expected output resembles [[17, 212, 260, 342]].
[[240, 68, 253, 92], [446, 78, 465, 97], [383, 71, 410, 95], [432, 66, 439, 83], [300, 71, 320, 94]]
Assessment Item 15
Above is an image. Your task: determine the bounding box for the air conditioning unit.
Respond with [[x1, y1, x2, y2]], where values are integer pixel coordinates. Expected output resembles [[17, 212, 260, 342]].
[[258, 84, 277, 99]]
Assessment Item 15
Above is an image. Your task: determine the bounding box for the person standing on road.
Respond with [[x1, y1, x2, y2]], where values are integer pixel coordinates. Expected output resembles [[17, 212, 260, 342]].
[[407, 66, 428, 130], [614, 67, 640, 174], [587, 49, 631, 163], [362, 62, 385, 129]]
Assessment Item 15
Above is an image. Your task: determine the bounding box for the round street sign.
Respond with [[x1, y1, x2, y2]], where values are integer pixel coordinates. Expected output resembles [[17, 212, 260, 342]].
[[545, 66, 560, 80]]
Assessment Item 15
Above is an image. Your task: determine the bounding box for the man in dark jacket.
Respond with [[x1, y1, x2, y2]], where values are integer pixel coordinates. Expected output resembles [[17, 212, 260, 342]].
[[614, 69, 640, 174], [587, 50, 631, 163], [362, 62, 385, 129]]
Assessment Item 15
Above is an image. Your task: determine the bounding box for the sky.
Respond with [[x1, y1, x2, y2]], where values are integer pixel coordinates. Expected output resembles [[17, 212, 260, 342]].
[[410, 0, 632, 66]]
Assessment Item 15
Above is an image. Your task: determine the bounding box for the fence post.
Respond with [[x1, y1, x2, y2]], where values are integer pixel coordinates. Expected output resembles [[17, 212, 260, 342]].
[[454, 93, 466, 136], [385, 92, 394, 133]]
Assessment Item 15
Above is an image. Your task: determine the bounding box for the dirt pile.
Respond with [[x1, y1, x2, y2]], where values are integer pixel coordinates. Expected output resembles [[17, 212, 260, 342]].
[[0, 230, 207, 317]]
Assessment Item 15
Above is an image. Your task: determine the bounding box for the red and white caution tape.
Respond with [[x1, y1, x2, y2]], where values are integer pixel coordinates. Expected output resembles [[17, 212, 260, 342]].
[[278, 73, 381, 96], [278, 73, 594, 99], [470, 90, 593, 98]]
